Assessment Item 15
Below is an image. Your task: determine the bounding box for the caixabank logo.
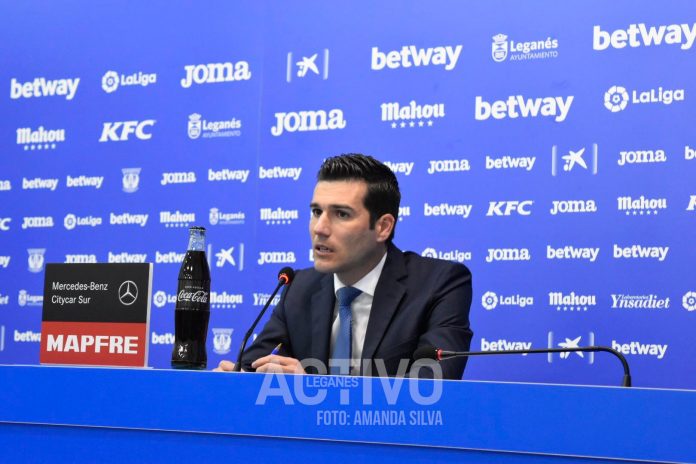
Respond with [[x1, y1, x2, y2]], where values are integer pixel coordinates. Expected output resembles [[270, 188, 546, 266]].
[[604, 85, 685, 112], [287, 49, 329, 82], [547, 331, 594, 364]]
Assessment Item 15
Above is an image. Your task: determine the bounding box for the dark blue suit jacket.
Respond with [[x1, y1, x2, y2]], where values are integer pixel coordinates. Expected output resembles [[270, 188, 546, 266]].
[[241, 244, 473, 379]]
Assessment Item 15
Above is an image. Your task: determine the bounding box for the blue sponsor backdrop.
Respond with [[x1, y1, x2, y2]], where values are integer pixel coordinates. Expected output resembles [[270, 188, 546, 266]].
[[1, 1, 695, 389]]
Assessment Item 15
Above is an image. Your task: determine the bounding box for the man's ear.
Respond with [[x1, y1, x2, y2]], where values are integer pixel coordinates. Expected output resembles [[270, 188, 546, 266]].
[[375, 214, 395, 243]]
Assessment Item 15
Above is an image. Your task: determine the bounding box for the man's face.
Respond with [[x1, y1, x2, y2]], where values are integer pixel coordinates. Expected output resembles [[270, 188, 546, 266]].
[[310, 180, 391, 285]]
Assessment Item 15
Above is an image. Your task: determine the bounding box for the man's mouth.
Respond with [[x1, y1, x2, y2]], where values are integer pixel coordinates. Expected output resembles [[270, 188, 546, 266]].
[[314, 244, 333, 254]]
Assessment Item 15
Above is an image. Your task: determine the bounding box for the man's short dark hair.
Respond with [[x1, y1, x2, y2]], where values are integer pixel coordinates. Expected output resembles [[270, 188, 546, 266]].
[[317, 153, 401, 241]]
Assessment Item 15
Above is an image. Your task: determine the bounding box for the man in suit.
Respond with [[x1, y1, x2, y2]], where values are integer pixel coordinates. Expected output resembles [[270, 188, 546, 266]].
[[216, 154, 472, 379]]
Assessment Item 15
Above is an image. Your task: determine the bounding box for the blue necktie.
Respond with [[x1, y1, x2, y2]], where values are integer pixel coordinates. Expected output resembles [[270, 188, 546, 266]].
[[330, 286, 362, 375]]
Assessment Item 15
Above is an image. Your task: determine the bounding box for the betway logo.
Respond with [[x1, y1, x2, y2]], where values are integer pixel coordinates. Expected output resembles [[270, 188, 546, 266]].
[[618, 149, 667, 166], [10, 77, 79, 100], [14, 330, 41, 343], [0, 256, 10, 268], [475, 95, 573, 122], [486, 200, 533, 216], [371, 45, 462, 71], [421, 247, 471, 263], [486, 155, 535, 171], [152, 332, 175, 345], [550, 200, 597, 215], [547, 245, 599, 262], [160, 211, 195, 227], [427, 159, 470, 174], [99, 120, 155, 142], [384, 161, 414, 176], [612, 340, 667, 359], [108, 252, 147, 263], [22, 177, 58, 191], [271, 109, 346, 136], [65, 254, 97, 263], [156, 251, 185, 264], [481, 337, 532, 353], [66, 175, 103, 189], [180, 61, 252, 88], [613, 244, 669, 261], [253, 293, 281, 307], [209, 168, 250, 183], [258, 251, 296, 265], [260, 208, 299, 225], [110, 212, 148, 227], [16, 127, 66, 149], [486, 248, 531, 263], [593, 23, 696, 51], [22, 216, 54, 229], [161, 171, 196, 185], [424, 202, 472, 219], [259, 166, 302, 181], [617, 196, 667, 214], [611, 294, 670, 309], [686, 145, 696, 160]]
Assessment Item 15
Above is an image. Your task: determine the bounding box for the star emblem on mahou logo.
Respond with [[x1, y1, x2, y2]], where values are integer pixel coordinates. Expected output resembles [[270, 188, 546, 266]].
[[118, 280, 138, 306]]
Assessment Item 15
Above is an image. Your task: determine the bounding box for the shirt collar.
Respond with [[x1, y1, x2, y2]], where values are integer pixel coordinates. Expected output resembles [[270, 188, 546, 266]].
[[334, 251, 387, 298]]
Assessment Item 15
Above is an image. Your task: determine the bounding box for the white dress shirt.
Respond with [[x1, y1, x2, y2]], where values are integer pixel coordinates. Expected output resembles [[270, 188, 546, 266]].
[[330, 252, 388, 375]]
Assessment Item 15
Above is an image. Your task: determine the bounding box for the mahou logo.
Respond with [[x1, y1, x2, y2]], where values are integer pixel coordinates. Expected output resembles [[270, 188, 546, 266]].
[[270, 109, 346, 136]]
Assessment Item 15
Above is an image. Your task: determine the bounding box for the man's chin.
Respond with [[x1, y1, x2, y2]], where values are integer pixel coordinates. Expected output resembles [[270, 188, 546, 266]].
[[313, 260, 336, 275]]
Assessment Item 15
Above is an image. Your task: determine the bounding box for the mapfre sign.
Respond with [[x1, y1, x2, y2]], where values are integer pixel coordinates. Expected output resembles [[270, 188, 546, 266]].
[[40, 263, 153, 367]]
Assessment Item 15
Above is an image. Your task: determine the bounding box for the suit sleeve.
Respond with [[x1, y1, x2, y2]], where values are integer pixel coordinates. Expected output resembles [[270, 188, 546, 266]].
[[414, 262, 473, 380]]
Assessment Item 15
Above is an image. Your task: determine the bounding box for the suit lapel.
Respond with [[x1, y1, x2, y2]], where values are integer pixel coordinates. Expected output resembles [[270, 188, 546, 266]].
[[310, 274, 335, 369], [361, 245, 407, 366]]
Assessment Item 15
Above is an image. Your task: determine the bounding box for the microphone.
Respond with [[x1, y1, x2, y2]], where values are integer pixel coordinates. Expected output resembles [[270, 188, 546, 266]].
[[232, 267, 295, 372], [414, 345, 632, 387]]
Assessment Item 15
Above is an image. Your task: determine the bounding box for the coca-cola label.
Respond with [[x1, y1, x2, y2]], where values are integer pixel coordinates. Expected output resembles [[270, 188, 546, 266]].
[[176, 280, 210, 310]]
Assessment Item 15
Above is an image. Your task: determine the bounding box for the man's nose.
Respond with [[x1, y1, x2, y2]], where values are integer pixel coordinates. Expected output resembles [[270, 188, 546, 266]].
[[312, 213, 330, 236]]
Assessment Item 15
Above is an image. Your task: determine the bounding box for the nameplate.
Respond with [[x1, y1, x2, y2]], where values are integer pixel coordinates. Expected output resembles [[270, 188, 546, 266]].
[[40, 263, 153, 367]]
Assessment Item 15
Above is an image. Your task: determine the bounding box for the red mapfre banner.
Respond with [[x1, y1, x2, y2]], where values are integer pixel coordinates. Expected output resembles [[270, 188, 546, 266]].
[[40, 321, 147, 367]]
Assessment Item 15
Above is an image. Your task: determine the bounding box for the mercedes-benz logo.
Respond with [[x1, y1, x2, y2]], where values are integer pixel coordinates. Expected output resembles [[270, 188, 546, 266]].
[[118, 280, 138, 306]]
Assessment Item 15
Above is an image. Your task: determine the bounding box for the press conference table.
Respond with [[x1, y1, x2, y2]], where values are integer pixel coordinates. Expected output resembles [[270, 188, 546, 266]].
[[0, 366, 693, 463]]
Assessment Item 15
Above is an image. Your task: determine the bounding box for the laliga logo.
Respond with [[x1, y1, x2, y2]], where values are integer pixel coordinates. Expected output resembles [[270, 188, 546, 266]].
[[492, 34, 508, 62], [118, 281, 138, 306], [102, 71, 119, 93], [684, 292, 696, 312], [153, 291, 168, 308], [122, 168, 141, 193], [481, 292, 499, 310], [604, 86, 629, 112], [421, 248, 438, 259], [64, 214, 77, 230]]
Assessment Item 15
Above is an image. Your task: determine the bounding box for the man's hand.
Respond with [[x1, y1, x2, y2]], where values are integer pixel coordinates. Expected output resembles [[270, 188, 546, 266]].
[[252, 354, 305, 374], [213, 360, 240, 372]]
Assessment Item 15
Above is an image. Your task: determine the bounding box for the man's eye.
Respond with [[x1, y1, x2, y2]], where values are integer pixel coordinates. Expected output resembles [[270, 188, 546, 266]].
[[336, 210, 350, 219], [311, 208, 322, 217]]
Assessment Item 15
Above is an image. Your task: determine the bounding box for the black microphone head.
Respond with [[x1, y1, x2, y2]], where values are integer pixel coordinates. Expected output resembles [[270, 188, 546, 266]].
[[413, 345, 438, 361], [278, 267, 295, 285]]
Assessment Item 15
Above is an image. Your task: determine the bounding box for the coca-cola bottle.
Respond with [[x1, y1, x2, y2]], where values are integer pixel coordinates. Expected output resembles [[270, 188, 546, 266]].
[[171, 226, 211, 369]]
